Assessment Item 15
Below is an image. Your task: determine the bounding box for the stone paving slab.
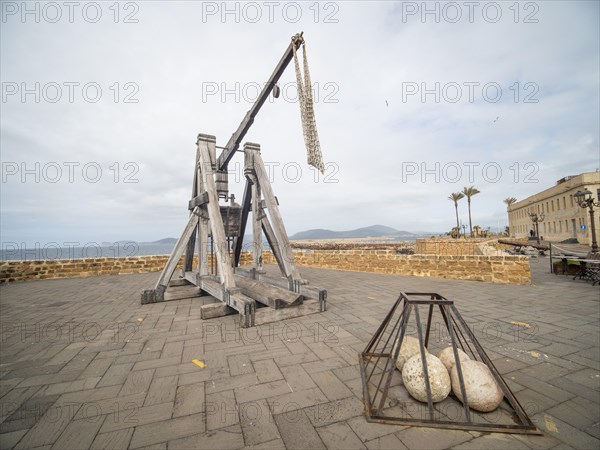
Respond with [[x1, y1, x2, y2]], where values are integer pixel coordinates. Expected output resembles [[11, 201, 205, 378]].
[[0, 258, 598, 449]]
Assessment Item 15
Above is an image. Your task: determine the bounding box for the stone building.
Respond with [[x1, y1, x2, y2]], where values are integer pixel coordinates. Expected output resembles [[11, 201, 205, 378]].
[[508, 171, 600, 245]]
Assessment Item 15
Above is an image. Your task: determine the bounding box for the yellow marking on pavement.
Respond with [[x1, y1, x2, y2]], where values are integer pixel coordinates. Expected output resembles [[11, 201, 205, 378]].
[[511, 321, 530, 328], [192, 359, 205, 368], [137, 317, 144, 322], [530, 351, 540, 358], [368, 296, 376, 300], [544, 415, 559, 433]]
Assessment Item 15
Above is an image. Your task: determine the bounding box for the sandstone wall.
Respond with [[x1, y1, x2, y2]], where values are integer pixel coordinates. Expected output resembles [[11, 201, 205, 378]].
[[415, 238, 489, 255], [281, 250, 530, 284], [1, 249, 531, 285]]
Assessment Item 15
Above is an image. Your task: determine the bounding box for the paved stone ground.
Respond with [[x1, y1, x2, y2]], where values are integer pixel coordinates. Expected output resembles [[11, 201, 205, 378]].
[[0, 257, 598, 449]]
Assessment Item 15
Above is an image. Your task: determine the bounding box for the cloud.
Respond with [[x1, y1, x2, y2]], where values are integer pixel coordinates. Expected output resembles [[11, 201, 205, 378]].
[[1, 1, 598, 246]]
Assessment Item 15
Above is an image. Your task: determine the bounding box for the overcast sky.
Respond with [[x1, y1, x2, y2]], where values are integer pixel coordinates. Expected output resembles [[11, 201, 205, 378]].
[[1, 1, 599, 247]]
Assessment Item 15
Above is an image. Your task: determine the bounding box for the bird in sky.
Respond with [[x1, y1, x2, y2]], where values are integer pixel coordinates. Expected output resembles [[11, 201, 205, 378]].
[[493, 116, 500, 123], [385, 100, 389, 107]]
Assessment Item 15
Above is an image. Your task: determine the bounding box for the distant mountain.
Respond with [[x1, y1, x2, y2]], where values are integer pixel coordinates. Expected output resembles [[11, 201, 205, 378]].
[[102, 240, 141, 245], [146, 238, 178, 245], [135, 226, 435, 245], [290, 225, 417, 240]]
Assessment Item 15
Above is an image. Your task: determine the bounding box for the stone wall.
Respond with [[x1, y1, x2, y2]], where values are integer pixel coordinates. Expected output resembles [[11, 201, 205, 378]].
[[0, 256, 178, 283], [0, 249, 531, 285], [415, 238, 498, 256], [283, 250, 530, 284]]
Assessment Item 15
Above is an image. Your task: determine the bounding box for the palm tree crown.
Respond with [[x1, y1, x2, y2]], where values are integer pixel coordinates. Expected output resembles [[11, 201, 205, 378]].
[[503, 197, 517, 209]]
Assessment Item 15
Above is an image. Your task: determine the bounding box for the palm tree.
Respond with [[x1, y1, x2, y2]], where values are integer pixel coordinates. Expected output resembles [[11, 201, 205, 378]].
[[448, 192, 465, 238], [503, 197, 517, 236], [503, 197, 517, 209], [462, 186, 480, 237]]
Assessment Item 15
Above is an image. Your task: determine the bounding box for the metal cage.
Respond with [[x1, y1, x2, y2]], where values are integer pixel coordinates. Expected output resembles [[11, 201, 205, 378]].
[[359, 292, 540, 434]]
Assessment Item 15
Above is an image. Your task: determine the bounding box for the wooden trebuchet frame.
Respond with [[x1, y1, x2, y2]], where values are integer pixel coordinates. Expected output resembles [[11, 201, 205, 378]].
[[141, 33, 326, 327]]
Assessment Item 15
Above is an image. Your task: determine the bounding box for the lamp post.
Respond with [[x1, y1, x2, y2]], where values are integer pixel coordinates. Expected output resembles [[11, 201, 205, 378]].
[[574, 189, 600, 252], [529, 212, 545, 245]]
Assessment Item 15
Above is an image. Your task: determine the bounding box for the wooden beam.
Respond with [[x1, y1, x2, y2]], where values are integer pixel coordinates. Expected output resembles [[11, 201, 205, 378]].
[[246, 143, 264, 270], [199, 276, 256, 327], [233, 179, 252, 266], [197, 134, 235, 289], [154, 209, 200, 292], [184, 149, 201, 273], [252, 148, 301, 280], [164, 286, 202, 301], [254, 299, 321, 325], [261, 216, 287, 276], [188, 192, 209, 209], [234, 275, 303, 309], [216, 33, 304, 171], [201, 302, 237, 320], [168, 278, 191, 287], [252, 181, 263, 269], [199, 218, 210, 276], [236, 267, 327, 312]]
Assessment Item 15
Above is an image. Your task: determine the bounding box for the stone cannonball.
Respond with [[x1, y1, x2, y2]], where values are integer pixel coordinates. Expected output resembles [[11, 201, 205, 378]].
[[450, 360, 504, 412], [438, 346, 471, 372], [392, 336, 424, 371], [402, 353, 451, 403]]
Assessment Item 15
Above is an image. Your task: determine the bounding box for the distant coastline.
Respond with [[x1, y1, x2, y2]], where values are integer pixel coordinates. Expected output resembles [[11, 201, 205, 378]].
[[1, 224, 442, 261], [0, 236, 428, 261]]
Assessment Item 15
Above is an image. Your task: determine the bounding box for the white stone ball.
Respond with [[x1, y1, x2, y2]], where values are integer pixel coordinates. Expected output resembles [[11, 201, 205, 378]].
[[393, 336, 423, 371], [451, 360, 504, 412], [402, 353, 451, 403], [438, 346, 471, 372]]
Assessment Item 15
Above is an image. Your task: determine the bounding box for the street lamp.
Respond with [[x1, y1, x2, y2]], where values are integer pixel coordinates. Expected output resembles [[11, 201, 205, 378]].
[[529, 212, 545, 244], [574, 189, 600, 252]]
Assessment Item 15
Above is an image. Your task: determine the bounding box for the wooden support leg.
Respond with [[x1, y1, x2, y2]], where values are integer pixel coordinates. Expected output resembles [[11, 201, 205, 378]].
[[233, 179, 252, 267], [184, 148, 201, 275], [199, 217, 210, 276], [261, 216, 287, 276], [141, 210, 200, 304], [197, 134, 236, 290], [244, 145, 264, 276], [252, 181, 263, 271], [250, 143, 301, 281], [184, 232, 196, 275]]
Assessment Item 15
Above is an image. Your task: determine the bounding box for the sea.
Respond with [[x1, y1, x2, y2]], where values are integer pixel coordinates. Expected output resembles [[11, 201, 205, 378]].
[[0, 235, 425, 261], [0, 242, 177, 261]]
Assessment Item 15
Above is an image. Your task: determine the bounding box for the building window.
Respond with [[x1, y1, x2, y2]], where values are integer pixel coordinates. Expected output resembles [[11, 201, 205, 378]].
[[565, 219, 568, 231], [570, 195, 574, 207], [551, 201, 555, 212], [563, 197, 566, 209], [559, 221, 562, 232], [557, 199, 560, 210]]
